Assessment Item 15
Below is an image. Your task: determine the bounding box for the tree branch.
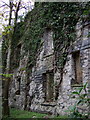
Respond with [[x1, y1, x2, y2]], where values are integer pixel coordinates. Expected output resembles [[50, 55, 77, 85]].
[[1, 1, 10, 7]]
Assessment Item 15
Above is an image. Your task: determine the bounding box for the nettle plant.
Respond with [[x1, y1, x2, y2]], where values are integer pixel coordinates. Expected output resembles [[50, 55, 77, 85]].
[[68, 82, 90, 118]]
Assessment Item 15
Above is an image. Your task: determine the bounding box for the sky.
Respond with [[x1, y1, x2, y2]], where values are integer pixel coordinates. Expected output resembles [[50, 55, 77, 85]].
[[0, 0, 34, 32]]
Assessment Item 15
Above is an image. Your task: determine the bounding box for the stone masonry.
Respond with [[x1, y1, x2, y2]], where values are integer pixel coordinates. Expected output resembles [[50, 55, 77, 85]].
[[9, 20, 90, 116]]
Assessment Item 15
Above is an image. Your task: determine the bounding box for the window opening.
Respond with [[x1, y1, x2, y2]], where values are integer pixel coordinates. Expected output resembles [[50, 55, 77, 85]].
[[43, 71, 54, 102], [72, 51, 82, 84]]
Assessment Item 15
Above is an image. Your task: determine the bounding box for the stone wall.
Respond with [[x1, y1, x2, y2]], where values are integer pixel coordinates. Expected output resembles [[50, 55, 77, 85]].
[[57, 22, 90, 115], [9, 45, 30, 110], [28, 21, 90, 115], [9, 21, 90, 116]]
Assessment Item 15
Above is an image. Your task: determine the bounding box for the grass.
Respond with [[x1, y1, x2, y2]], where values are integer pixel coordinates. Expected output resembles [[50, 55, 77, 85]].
[[2, 108, 49, 119], [2, 108, 68, 119], [10, 108, 47, 118]]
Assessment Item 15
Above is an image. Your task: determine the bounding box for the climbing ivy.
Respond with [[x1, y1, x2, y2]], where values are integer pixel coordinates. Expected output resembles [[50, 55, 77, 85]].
[[21, 2, 90, 69], [2, 2, 90, 70]]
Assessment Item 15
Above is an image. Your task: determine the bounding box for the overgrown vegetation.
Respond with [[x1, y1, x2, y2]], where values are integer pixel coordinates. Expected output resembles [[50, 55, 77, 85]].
[[10, 108, 47, 118], [2, 2, 90, 117], [15, 3, 90, 68], [2, 108, 68, 119], [2, 2, 90, 69], [68, 82, 90, 118]]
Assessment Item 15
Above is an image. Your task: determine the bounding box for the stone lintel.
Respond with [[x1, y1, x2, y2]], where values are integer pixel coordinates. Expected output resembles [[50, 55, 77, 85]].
[[41, 102, 56, 107]]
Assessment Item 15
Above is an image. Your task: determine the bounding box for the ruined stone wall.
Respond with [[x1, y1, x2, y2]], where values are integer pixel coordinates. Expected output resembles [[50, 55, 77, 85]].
[[9, 21, 90, 115], [9, 45, 30, 110], [29, 29, 56, 114], [56, 21, 90, 115], [28, 21, 90, 115]]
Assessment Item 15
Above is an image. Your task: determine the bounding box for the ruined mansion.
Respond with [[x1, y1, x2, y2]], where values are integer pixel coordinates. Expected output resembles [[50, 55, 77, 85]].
[[8, 14, 90, 115]]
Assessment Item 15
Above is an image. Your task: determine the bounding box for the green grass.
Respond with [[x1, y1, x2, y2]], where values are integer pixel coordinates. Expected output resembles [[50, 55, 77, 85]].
[[2, 108, 68, 119], [10, 108, 47, 118]]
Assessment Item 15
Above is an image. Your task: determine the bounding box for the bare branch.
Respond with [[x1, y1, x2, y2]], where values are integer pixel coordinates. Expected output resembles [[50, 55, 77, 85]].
[[19, 6, 27, 10], [0, 4, 7, 8], [1, 1, 10, 7]]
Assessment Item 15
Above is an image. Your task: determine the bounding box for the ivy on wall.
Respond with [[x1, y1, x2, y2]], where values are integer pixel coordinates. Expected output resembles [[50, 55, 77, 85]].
[[21, 2, 90, 69], [2, 2, 90, 70]]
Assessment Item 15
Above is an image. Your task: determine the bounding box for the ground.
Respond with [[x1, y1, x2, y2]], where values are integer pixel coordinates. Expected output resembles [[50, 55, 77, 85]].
[[2, 108, 68, 119]]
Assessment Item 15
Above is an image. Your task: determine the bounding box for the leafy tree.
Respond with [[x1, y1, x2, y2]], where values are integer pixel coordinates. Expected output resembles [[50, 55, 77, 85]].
[[1, 0, 33, 116]]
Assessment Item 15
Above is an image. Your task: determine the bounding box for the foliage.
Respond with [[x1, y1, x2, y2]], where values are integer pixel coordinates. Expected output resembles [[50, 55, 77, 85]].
[[1, 0, 34, 117], [2, 108, 47, 119], [2, 2, 90, 69], [12, 22, 24, 48], [0, 0, 32, 27], [2, 25, 13, 46], [2, 25, 14, 73], [68, 82, 90, 118], [2, 108, 68, 119], [20, 2, 90, 69], [1, 2, 90, 118], [0, 73, 13, 78]]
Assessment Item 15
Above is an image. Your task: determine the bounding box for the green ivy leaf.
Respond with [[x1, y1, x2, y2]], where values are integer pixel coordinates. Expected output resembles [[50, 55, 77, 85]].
[[72, 91, 79, 95]]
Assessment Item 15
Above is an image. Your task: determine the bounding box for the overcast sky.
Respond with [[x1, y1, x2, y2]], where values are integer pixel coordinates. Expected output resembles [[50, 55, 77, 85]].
[[0, 0, 34, 32], [0, 0, 34, 16]]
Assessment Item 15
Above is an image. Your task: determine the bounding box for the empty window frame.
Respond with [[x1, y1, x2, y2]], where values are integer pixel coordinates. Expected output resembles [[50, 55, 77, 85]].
[[72, 51, 82, 84], [43, 71, 54, 102], [43, 28, 53, 56]]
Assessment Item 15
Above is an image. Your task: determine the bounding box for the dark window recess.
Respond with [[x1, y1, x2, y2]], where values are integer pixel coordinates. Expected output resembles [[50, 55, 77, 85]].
[[43, 71, 54, 102], [15, 77, 21, 95], [13, 44, 21, 68], [72, 51, 82, 85]]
